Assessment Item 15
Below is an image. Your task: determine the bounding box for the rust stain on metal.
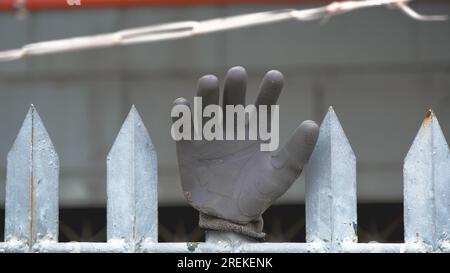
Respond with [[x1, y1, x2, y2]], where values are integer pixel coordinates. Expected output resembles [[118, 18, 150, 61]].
[[421, 108, 434, 128], [29, 105, 35, 250]]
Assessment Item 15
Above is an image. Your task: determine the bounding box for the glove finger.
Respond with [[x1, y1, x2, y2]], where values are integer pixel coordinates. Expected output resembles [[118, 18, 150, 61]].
[[223, 66, 247, 108], [276, 120, 319, 172], [261, 121, 318, 201], [223, 66, 247, 132], [196, 75, 220, 130], [171, 97, 191, 122], [254, 70, 284, 132], [197, 74, 220, 109], [255, 70, 284, 107]]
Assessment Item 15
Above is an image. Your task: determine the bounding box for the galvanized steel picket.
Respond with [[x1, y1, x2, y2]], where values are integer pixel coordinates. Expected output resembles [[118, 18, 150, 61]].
[[4, 105, 59, 252], [0, 105, 449, 253], [305, 107, 357, 250], [107, 106, 158, 250], [404, 110, 450, 251]]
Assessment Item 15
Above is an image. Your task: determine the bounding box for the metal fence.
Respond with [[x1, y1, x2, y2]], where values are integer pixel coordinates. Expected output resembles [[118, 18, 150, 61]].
[[0, 104, 449, 253]]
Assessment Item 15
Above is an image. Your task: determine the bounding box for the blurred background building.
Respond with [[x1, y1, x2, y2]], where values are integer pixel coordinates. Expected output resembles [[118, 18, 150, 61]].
[[0, 0, 449, 243]]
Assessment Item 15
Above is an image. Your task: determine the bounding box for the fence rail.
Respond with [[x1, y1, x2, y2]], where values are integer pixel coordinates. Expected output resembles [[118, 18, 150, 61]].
[[0, 105, 449, 253]]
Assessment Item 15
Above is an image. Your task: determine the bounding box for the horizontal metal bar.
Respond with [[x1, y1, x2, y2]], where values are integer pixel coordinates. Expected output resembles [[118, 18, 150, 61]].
[[339, 243, 431, 253], [1, 241, 449, 253], [34, 241, 129, 253], [0, 241, 127, 253], [0, 241, 29, 253], [236, 242, 326, 253], [140, 242, 230, 253]]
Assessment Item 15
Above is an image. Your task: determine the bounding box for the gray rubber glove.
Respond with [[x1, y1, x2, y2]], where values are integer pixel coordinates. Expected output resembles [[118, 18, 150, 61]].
[[171, 66, 319, 239]]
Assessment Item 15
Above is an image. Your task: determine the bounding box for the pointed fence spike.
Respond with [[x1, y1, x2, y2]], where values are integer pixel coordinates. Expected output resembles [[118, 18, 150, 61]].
[[5, 105, 59, 251], [404, 109, 450, 249], [107, 106, 158, 248], [305, 107, 357, 250]]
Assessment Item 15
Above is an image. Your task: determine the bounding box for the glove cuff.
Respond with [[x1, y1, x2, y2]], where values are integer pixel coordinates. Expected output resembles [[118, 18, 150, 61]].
[[198, 212, 266, 240]]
